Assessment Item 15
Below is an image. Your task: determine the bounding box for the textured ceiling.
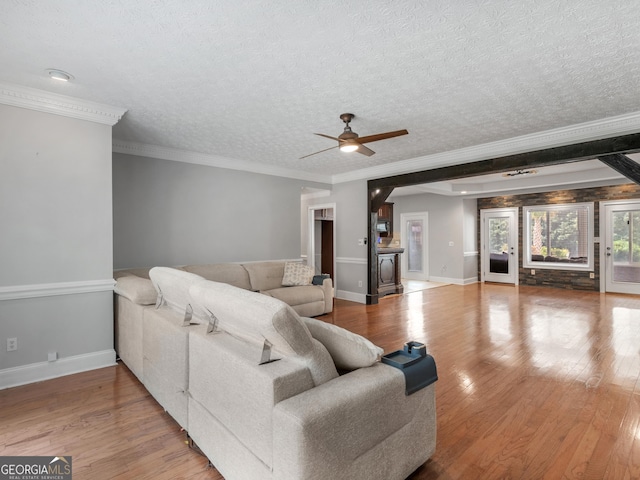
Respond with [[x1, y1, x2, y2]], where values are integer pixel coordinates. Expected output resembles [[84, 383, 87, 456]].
[[3, 0, 640, 182]]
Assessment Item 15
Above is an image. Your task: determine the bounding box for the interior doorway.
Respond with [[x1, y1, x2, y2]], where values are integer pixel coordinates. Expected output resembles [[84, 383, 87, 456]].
[[481, 208, 519, 285], [400, 212, 429, 281], [308, 204, 336, 285], [602, 200, 640, 295]]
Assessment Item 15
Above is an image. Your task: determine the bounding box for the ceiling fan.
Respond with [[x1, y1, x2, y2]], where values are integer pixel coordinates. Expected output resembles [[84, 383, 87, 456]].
[[300, 113, 408, 159]]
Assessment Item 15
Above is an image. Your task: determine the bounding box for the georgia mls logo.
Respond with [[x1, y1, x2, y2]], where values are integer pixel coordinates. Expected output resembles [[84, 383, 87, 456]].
[[0, 456, 72, 480]]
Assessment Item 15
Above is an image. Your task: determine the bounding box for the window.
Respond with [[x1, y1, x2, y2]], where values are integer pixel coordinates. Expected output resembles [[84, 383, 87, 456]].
[[523, 203, 594, 270]]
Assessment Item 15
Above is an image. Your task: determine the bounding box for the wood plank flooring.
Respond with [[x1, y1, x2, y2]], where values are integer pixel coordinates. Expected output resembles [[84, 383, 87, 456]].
[[2, 283, 640, 479]]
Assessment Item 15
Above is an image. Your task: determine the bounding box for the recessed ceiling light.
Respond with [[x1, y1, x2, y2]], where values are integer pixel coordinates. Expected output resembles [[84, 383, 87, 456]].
[[46, 69, 74, 82]]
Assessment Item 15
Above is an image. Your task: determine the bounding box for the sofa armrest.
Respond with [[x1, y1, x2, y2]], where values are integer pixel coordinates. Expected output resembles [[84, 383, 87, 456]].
[[321, 277, 333, 313], [272, 362, 436, 480], [114, 275, 157, 305]]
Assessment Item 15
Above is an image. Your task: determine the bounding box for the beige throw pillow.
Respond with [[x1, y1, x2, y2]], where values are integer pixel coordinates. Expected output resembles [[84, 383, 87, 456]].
[[302, 317, 384, 371], [281, 262, 314, 286]]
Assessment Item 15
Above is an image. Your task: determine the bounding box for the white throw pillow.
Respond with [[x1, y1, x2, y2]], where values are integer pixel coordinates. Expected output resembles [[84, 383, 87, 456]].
[[281, 262, 314, 286], [302, 317, 384, 371]]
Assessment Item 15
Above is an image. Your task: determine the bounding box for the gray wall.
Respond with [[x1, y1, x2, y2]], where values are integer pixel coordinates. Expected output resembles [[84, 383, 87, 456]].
[[0, 104, 115, 384], [113, 155, 478, 304], [303, 180, 370, 301], [391, 192, 477, 284], [113, 153, 331, 268]]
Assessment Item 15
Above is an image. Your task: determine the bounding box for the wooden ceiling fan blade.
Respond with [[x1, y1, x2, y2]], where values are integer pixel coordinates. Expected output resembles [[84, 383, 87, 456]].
[[314, 133, 342, 142], [356, 144, 375, 156], [357, 129, 409, 144], [299, 145, 339, 159]]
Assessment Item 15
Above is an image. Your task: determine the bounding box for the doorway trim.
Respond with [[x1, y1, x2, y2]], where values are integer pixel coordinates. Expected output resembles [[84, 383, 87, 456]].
[[308, 203, 337, 290], [600, 199, 640, 294]]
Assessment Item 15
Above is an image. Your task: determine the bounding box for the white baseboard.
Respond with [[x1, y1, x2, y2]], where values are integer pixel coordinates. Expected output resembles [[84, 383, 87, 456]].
[[0, 349, 117, 390], [463, 277, 480, 285], [335, 290, 367, 304]]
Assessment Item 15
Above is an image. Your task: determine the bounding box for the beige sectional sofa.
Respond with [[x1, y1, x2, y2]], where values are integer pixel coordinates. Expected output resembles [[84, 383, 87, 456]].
[[113, 266, 437, 480], [114, 261, 333, 381]]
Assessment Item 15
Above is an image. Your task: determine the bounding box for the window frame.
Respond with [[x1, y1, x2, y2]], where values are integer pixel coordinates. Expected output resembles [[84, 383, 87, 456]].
[[523, 202, 594, 271]]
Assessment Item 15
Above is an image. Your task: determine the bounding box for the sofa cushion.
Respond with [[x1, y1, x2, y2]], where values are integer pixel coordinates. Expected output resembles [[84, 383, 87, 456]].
[[289, 301, 327, 318], [142, 307, 191, 429], [114, 275, 157, 305], [149, 267, 207, 321], [188, 329, 316, 472], [182, 263, 252, 290], [113, 267, 153, 280], [302, 317, 384, 371], [265, 285, 324, 306], [243, 261, 286, 292], [281, 262, 314, 286], [189, 280, 338, 386]]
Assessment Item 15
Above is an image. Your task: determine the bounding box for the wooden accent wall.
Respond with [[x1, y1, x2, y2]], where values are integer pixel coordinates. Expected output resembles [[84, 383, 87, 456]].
[[477, 183, 640, 290]]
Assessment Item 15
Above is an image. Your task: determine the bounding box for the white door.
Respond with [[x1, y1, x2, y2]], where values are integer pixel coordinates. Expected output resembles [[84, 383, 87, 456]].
[[400, 212, 429, 281], [602, 200, 640, 295], [481, 208, 518, 284]]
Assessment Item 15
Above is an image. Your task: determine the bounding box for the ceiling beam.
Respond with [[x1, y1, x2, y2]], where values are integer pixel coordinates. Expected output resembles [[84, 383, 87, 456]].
[[365, 131, 640, 305], [368, 132, 640, 190], [370, 187, 394, 213], [597, 154, 640, 185]]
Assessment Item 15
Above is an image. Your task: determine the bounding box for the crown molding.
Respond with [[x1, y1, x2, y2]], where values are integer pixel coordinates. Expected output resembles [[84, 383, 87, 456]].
[[331, 110, 640, 184], [0, 82, 126, 126], [113, 140, 333, 184]]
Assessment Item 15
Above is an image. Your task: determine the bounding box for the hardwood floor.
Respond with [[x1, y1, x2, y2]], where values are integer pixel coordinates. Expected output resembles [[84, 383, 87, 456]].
[[2, 283, 640, 479]]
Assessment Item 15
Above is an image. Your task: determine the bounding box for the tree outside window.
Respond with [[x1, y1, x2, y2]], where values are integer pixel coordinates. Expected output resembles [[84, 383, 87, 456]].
[[613, 211, 640, 263], [524, 203, 593, 270]]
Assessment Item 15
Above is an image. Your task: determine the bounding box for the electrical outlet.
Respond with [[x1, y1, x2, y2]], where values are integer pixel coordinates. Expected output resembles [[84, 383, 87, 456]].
[[7, 337, 17, 352], [590, 272, 595, 279], [531, 269, 535, 276], [358, 280, 363, 288]]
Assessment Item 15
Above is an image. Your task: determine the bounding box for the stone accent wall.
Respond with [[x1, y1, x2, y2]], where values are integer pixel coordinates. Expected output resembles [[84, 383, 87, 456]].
[[477, 183, 640, 291]]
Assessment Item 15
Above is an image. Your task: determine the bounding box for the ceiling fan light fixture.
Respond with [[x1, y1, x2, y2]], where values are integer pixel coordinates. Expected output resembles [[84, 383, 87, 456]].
[[300, 112, 408, 159], [46, 68, 74, 82], [340, 142, 359, 153]]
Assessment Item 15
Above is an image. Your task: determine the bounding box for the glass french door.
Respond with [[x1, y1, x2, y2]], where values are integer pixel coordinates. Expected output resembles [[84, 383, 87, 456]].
[[400, 212, 429, 281], [481, 208, 518, 284], [603, 201, 640, 295]]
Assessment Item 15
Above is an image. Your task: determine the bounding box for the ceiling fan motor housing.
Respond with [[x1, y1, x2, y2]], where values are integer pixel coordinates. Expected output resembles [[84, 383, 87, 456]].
[[340, 113, 355, 124], [339, 130, 358, 141], [339, 113, 358, 140]]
